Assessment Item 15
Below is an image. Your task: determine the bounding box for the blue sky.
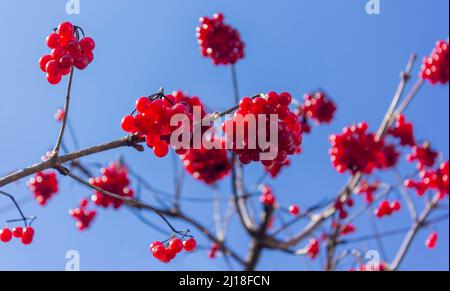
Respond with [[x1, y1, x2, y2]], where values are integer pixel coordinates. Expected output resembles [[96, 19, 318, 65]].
[[0, 0, 448, 271]]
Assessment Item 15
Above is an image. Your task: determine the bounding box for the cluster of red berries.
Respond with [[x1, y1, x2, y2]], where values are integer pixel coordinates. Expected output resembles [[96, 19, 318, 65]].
[[223, 92, 302, 167], [27, 171, 59, 206], [260, 185, 277, 207], [90, 163, 134, 209], [355, 180, 380, 204], [264, 159, 291, 178], [306, 239, 320, 259], [426, 232, 439, 249], [405, 161, 449, 200], [0, 226, 35, 245], [121, 91, 208, 158], [150, 237, 197, 263], [421, 40, 449, 84], [388, 115, 416, 147], [299, 92, 337, 125], [407, 142, 438, 170], [329, 122, 398, 175], [334, 197, 355, 220], [180, 138, 231, 185], [374, 200, 401, 218], [69, 199, 97, 231], [196, 13, 245, 65], [39, 21, 95, 85]]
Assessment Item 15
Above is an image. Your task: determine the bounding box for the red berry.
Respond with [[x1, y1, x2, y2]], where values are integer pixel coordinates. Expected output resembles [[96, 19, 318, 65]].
[[153, 140, 169, 158], [59, 55, 74, 70], [0, 228, 12, 243], [169, 238, 184, 253], [136, 97, 151, 113], [289, 204, 300, 216], [306, 239, 320, 259], [426, 232, 439, 249], [21, 227, 35, 245], [57, 22, 74, 37], [80, 37, 96, 52], [51, 47, 68, 62], [46, 33, 61, 49], [121, 115, 136, 133], [74, 56, 89, 70], [12, 227, 23, 238], [54, 108, 65, 122], [46, 73, 62, 85], [183, 238, 197, 252], [39, 55, 53, 72], [67, 40, 82, 58], [45, 60, 60, 75]]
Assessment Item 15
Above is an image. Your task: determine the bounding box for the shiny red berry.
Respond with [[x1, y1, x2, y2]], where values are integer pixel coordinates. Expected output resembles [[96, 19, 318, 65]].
[[183, 238, 197, 252], [0, 228, 12, 243]]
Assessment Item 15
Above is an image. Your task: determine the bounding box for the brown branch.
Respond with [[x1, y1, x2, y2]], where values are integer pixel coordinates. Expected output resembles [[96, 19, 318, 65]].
[[56, 165, 246, 266], [267, 54, 419, 252], [390, 195, 441, 270]]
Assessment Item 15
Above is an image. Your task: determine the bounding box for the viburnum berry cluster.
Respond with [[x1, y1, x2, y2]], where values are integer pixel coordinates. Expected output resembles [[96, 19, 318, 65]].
[[90, 163, 134, 209], [69, 199, 97, 231], [27, 171, 59, 206], [405, 161, 449, 200], [426, 232, 439, 249], [420, 40, 449, 84], [388, 115, 416, 147], [121, 91, 208, 158], [39, 21, 95, 85], [0, 226, 35, 245], [407, 142, 438, 170], [196, 13, 245, 65], [180, 138, 231, 185], [150, 237, 197, 263], [223, 92, 302, 167], [375, 199, 402, 218], [329, 122, 397, 175], [299, 92, 337, 125], [166, 90, 211, 154]]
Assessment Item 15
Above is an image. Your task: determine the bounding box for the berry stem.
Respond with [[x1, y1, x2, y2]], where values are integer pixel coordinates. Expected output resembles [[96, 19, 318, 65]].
[[0, 190, 30, 227], [51, 67, 75, 159]]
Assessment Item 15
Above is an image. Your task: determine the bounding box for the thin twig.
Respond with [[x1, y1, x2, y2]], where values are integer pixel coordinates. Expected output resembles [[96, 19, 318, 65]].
[[51, 68, 75, 158]]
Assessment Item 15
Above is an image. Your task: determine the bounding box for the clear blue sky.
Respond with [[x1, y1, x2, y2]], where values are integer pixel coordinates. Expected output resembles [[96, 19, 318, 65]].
[[0, 0, 448, 271]]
